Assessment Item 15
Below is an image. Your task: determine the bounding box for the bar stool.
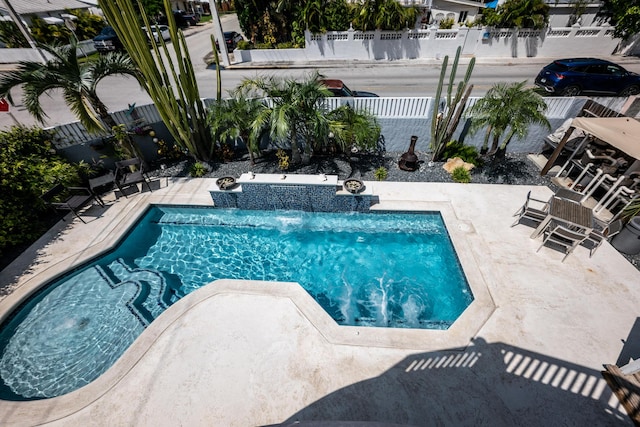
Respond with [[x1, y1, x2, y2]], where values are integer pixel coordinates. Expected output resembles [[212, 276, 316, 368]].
[[579, 170, 625, 204], [594, 185, 637, 215]]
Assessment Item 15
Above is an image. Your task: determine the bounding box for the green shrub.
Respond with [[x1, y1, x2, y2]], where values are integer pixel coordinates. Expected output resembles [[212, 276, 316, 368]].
[[276, 149, 290, 171], [0, 126, 81, 259], [440, 140, 482, 167], [237, 40, 251, 50], [189, 161, 209, 177], [276, 42, 295, 49], [254, 42, 274, 49], [439, 18, 455, 29], [451, 166, 471, 183], [374, 166, 388, 181]]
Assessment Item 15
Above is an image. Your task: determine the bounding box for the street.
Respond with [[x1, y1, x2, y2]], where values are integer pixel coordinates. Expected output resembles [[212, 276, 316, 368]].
[[2, 13, 640, 129]]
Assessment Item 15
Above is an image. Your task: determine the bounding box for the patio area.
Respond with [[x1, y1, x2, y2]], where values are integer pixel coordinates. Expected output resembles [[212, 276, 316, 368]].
[[0, 178, 639, 426]]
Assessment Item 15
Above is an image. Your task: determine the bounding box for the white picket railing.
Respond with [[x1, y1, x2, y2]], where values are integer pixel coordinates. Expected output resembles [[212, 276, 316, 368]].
[[45, 96, 617, 149]]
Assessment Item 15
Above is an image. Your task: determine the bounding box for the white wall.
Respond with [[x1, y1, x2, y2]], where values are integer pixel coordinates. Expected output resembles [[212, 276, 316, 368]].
[[236, 25, 620, 64]]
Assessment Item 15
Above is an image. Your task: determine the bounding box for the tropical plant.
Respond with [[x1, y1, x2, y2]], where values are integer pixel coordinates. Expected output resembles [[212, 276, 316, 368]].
[[189, 161, 209, 177], [0, 126, 81, 258], [208, 94, 267, 165], [439, 18, 455, 29], [100, 0, 212, 161], [298, 0, 327, 33], [621, 198, 640, 222], [155, 139, 184, 160], [236, 0, 293, 44], [28, 9, 104, 45], [111, 124, 143, 160], [439, 140, 482, 166], [597, 0, 640, 40], [466, 81, 550, 158], [237, 71, 333, 165], [430, 46, 475, 162], [326, 105, 381, 154], [451, 166, 471, 183], [325, 0, 355, 30], [352, 0, 419, 31], [276, 149, 290, 170], [0, 38, 142, 133], [480, 0, 549, 29], [374, 166, 388, 181], [0, 21, 29, 48]]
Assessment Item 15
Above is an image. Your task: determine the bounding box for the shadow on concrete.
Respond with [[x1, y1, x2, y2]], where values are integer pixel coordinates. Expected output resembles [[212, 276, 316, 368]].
[[269, 337, 631, 426]]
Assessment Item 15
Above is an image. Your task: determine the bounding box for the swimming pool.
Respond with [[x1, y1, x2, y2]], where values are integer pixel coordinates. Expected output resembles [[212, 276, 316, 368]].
[[0, 206, 473, 400]]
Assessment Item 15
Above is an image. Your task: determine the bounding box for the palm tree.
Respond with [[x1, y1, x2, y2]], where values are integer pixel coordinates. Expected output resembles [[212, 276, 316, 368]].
[[297, 0, 327, 33], [353, 0, 418, 31], [208, 94, 267, 165], [0, 38, 141, 133], [466, 81, 550, 158], [326, 105, 381, 153], [238, 71, 333, 165]]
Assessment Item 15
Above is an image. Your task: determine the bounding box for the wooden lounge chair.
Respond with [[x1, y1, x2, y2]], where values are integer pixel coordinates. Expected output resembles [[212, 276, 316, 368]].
[[41, 184, 103, 224], [115, 158, 152, 197]]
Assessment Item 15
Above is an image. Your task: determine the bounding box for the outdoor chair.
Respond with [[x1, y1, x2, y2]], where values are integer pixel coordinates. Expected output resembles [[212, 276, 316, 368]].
[[537, 220, 589, 262], [115, 158, 152, 197], [88, 171, 116, 205], [512, 191, 549, 228], [581, 219, 624, 257], [41, 184, 103, 224]]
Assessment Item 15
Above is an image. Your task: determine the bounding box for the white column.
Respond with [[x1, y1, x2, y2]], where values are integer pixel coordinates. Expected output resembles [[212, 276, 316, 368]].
[[208, 0, 230, 67]]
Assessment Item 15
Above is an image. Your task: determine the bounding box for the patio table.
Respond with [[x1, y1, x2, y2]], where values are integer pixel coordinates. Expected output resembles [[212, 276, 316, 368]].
[[531, 197, 593, 239]]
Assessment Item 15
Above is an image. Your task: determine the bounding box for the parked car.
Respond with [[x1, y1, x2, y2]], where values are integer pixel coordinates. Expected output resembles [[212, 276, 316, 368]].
[[534, 58, 640, 97], [320, 79, 379, 97], [142, 25, 170, 42], [93, 26, 122, 53], [172, 10, 199, 27], [215, 31, 244, 51]]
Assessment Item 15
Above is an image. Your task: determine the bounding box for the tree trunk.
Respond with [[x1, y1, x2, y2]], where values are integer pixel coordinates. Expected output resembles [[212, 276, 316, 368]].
[[488, 134, 500, 155], [480, 125, 492, 154], [290, 127, 301, 164], [91, 96, 118, 131]]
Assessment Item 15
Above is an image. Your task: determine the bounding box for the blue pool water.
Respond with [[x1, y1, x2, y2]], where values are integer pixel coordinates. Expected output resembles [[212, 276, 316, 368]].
[[0, 206, 473, 400]]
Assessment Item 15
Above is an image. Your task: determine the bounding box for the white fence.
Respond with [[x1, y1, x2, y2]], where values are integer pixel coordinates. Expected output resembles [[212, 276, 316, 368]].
[[235, 25, 619, 64], [46, 96, 596, 151]]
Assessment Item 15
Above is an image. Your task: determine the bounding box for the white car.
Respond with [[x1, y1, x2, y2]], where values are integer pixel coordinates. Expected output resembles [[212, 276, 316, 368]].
[[142, 25, 170, 42]]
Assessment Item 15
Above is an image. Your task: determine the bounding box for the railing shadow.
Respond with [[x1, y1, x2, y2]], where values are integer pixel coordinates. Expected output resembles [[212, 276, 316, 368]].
[[269, 337, 631, 426]]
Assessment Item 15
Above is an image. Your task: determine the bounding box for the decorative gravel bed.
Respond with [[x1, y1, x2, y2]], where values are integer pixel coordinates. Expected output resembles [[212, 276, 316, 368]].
[[149, 151, 639, 271], [151, 151, 553, 186]]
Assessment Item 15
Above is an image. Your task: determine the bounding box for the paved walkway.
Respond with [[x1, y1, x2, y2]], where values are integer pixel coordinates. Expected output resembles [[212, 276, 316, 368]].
[[0, 178, 639, 426]]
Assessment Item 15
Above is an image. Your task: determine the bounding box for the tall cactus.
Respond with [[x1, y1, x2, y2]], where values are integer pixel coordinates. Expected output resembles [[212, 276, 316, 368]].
[[430, 46, 475, 162], [99, 0, 211, 161]]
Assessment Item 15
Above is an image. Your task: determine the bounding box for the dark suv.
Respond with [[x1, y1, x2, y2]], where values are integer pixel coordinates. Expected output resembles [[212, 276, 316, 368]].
[[535, 58, 640, 97], [93, 26, 122, 53], [159, 10, 199, 28], [215, 31, 244, 52]]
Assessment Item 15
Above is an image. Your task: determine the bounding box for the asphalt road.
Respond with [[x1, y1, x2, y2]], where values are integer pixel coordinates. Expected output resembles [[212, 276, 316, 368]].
[[2, 14, 640, 130]]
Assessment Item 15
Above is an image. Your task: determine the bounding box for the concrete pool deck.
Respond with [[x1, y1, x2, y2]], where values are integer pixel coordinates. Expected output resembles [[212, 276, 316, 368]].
[[0, 177, 639, 426]]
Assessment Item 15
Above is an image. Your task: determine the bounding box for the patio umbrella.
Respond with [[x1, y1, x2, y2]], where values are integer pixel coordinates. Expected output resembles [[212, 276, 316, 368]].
[[541, 117, 640, 175]]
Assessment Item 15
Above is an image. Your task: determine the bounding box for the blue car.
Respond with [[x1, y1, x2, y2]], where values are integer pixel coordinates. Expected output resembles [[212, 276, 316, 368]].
[[534, 58, 640, 97]]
